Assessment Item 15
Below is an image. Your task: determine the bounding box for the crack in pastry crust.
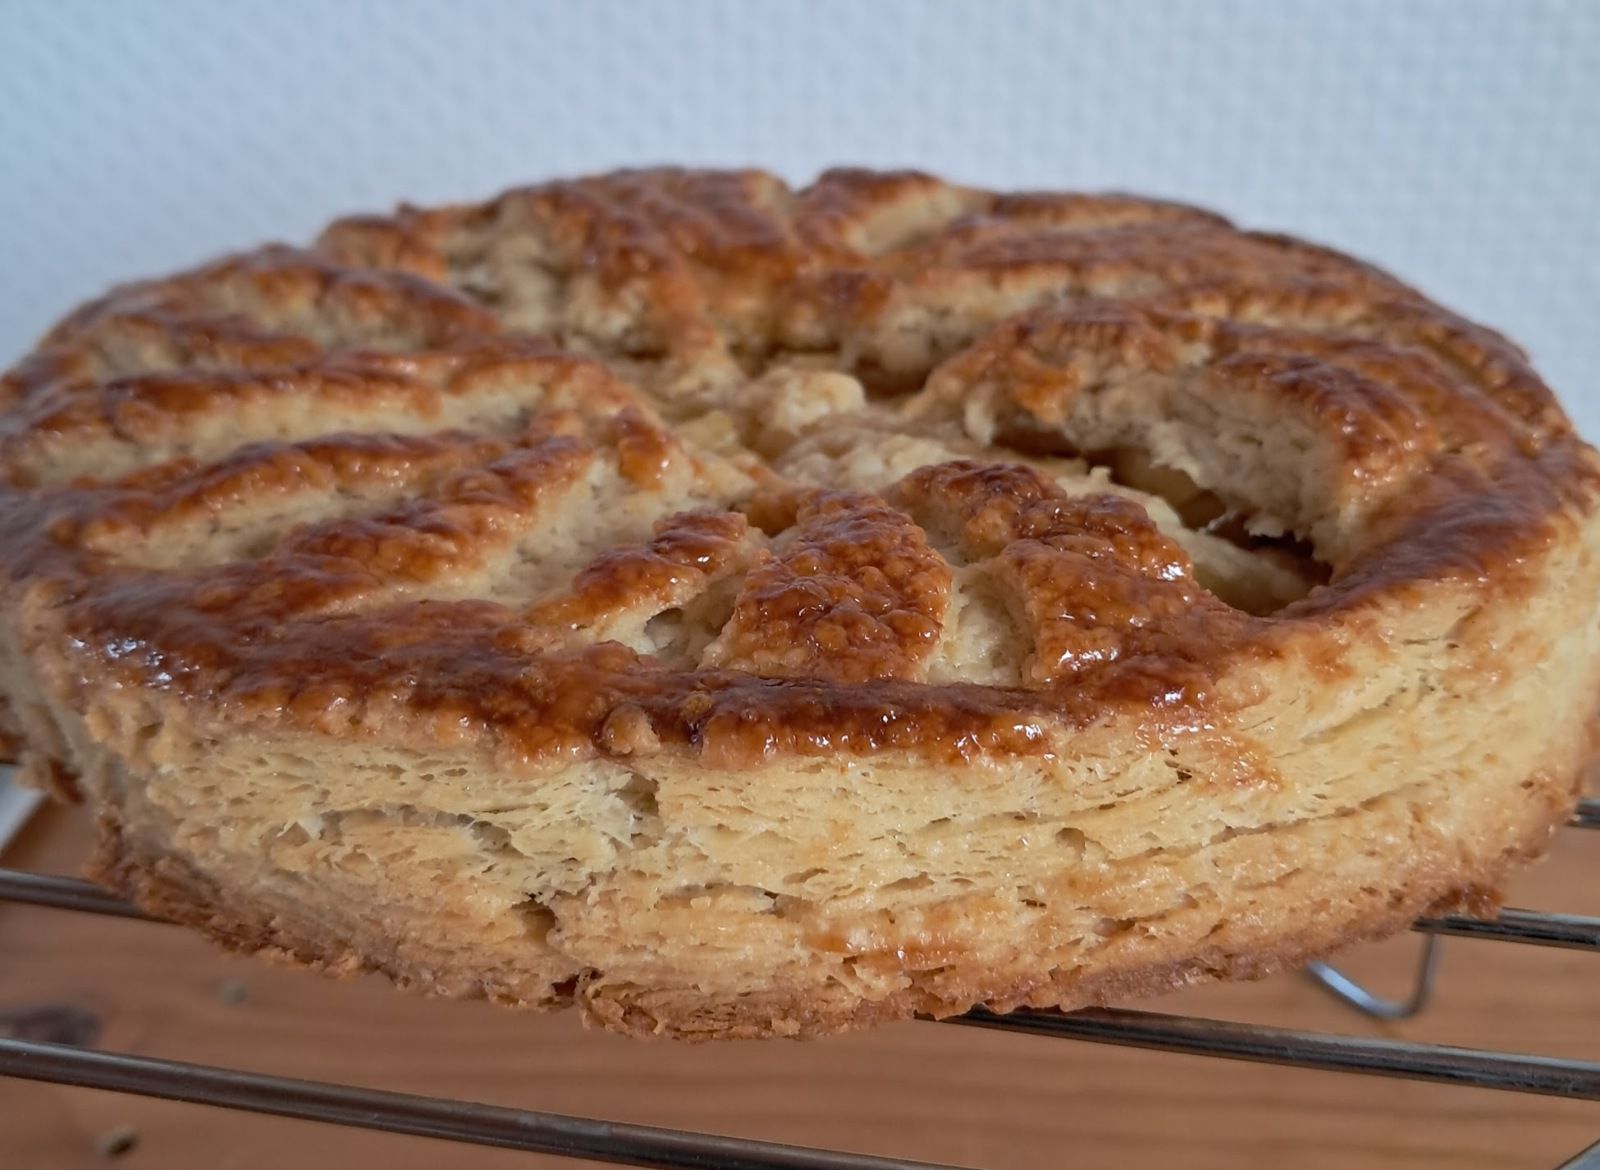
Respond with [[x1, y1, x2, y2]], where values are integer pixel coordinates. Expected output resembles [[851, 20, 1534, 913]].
[[2, 167, 1598, 1039]]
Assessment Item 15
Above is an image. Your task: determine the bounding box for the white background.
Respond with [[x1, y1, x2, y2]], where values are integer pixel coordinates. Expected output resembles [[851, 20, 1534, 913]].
[[2, 0, 1595, 432]]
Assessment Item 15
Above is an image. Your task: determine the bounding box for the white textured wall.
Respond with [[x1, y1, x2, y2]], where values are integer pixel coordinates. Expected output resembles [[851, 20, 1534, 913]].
[[2, 0, 1595, 429]]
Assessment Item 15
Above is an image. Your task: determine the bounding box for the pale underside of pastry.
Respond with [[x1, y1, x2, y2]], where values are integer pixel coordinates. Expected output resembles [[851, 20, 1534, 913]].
[[1, 168, 1596, 1039]]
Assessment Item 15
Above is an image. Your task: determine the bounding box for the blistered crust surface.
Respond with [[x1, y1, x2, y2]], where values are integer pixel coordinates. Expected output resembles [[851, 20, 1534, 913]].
[[1, 168, 1594, 768]]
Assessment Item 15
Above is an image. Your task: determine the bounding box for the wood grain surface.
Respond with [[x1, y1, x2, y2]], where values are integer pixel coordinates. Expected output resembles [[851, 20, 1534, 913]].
[[2, 800, 1596, 1170]]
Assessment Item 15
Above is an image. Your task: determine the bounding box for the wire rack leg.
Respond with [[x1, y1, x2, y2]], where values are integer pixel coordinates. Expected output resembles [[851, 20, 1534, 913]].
[[1305, 936, 1442, 1020]]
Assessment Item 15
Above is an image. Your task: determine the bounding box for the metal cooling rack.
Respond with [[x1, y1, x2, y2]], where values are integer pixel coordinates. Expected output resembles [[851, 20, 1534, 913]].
[[1, 796, 1598, 1170]]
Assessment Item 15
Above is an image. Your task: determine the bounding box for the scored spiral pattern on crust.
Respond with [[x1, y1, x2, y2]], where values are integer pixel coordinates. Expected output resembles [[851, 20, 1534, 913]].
[[0, 168, 1592, 769]]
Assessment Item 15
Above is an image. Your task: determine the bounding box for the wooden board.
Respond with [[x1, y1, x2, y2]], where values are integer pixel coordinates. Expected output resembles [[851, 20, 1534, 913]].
[[3, 800, 1597, 1170]]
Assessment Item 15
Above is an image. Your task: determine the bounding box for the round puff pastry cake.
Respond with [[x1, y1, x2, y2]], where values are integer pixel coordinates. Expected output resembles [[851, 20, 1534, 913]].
[[1, 169, 1596, 1039]]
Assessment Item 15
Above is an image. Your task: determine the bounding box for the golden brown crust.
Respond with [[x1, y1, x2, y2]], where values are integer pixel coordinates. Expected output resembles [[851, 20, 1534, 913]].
[[3, 167, 1599, 1039], [2, 169, 1591, 765], [704, 487, 951, 683]]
